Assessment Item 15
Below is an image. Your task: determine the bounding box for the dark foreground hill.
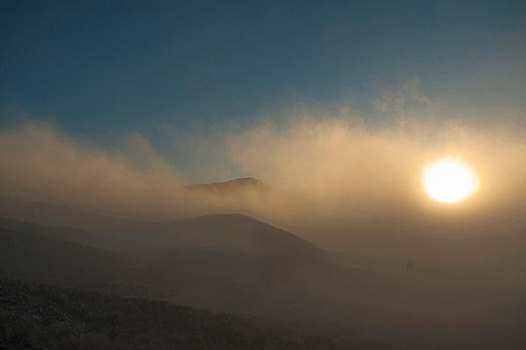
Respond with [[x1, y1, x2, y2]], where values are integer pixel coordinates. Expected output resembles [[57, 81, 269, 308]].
[[1, 209, 525, 349], [0, 279, 356, 350]]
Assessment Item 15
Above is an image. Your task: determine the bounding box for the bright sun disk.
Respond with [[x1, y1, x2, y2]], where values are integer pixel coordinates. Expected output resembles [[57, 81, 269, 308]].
[[423, 158, 479, 203]]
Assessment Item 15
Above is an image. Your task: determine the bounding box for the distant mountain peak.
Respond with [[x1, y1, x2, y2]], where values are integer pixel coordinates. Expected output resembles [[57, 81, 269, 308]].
[[186, 177, 266, 192], [185, 178, 273, 202]]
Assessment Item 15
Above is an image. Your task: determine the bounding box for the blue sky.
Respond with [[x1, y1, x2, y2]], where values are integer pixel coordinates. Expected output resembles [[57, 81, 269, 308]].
[[1, 0, 525, 179]]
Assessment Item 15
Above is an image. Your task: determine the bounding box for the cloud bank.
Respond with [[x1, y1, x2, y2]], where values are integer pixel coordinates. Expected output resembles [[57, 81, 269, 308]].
[[1, 83, 526, 252], [0, 123, 200, 219]]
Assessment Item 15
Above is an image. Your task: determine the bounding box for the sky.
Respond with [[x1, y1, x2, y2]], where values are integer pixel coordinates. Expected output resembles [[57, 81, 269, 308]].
[[0, 1, 525, 180], [1, 0, 526, 253], [2, 1, 525, 147]]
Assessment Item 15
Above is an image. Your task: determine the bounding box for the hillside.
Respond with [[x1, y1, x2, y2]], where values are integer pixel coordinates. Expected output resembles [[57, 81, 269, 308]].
[[0, 198, 320, 256], [0, 225, 120, 291], [162, 214, 323, 256], [0, 279, 356, 350], [1, 212, 525, 348]]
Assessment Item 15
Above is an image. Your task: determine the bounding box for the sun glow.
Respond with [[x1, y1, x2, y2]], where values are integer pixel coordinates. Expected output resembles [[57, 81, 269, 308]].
[[423, 158, 479, 203]]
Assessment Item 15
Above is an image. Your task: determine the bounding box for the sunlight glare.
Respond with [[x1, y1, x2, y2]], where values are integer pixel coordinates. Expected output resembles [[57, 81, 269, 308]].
[[423, 158, 479, 203]]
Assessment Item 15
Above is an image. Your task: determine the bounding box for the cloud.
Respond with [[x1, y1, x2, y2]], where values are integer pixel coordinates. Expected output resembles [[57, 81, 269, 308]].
[[0, 122, 201, 219], [229, 112, 526, 207], [225, 93, 526, 249], [1, 82, 526, 254]]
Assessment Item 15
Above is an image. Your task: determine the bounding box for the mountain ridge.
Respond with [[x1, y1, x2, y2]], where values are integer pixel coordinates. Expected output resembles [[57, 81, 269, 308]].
[[186, 177, 267, 192], [0, 197, 317, 256], [1, 214, 524, 348]]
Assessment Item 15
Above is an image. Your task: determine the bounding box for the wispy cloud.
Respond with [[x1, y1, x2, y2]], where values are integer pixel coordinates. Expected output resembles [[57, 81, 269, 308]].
[[1, 82, 526, 250]]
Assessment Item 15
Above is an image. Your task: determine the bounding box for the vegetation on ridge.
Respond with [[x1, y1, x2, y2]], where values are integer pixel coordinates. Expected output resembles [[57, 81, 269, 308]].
[[0, 279, 357, 350]]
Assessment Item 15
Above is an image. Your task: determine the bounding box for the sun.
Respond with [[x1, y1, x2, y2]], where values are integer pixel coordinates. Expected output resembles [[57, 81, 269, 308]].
[[422, 158, 479, 203]]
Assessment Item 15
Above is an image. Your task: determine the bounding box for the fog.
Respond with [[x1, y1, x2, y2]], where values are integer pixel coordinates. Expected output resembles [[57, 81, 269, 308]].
[[2, 90, 526, 349], [229, 113, 526, 241], [2, 81, 526, 257]]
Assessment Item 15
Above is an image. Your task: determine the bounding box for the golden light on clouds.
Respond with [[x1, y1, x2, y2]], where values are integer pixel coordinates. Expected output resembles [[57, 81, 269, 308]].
[[423, 158, 479, 203]]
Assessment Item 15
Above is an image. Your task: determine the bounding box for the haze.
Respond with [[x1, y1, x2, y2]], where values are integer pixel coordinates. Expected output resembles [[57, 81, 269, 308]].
[[1, 1, 526, 349]]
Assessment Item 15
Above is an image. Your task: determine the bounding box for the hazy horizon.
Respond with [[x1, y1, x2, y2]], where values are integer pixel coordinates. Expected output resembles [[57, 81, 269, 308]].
[[2, 84, 526, 251], [2, 1, 526, 348]]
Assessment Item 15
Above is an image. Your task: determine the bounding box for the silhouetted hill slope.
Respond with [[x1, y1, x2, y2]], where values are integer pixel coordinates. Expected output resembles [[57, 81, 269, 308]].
[[0, 217, 95, 246], [0, 220, 346, 321], [0, 223, 134, 293], [0, 211, 526, 348], [0, 198, 321, 256], [0, 220, 335, 321], [164, 214, 323, 256], [1, 215, 525, 348], [0, 279, 359, 350], [3, 197, 526, 272], [0, 225, 356, 345], [0, 214, 323, 257]]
